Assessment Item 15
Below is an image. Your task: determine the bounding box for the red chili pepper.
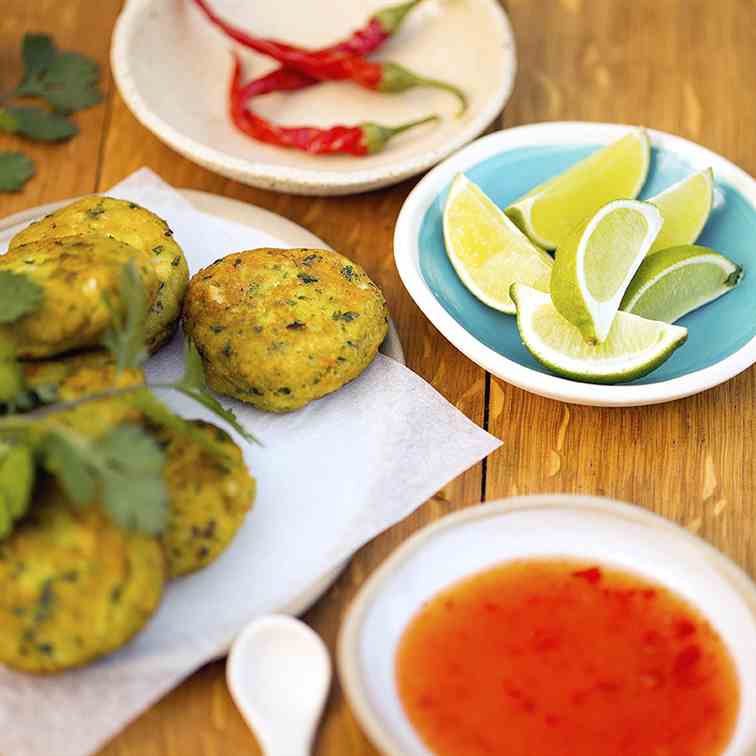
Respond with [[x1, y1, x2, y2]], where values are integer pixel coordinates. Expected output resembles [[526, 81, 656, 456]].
[[193, 0, 467, 113], [238, 0, 423, 100], [229, 55, 437, 156]]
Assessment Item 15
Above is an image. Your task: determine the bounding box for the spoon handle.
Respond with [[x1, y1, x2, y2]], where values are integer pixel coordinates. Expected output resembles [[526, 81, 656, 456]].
[[262, 730, 313, 756]]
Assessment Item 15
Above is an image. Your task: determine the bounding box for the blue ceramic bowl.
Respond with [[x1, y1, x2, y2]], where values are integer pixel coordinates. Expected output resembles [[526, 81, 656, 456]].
[[395, 123, 756, 406]]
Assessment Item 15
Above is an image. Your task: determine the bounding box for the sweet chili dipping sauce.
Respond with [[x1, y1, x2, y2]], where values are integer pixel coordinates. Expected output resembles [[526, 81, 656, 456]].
[[396, 560, 739, 756]]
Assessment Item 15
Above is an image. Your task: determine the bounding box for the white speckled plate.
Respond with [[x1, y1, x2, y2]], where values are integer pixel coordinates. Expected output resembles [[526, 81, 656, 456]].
[[110, 0, 516, 196]]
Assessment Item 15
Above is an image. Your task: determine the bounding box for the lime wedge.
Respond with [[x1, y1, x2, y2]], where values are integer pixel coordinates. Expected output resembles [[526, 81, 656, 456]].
[[648, 169, 714, 255], [443, 173, 553, 314], [550, 199, 662, 344], [511, 284, 687, 383], [505, 129, 651, 250], [621, 244, 743, 323]]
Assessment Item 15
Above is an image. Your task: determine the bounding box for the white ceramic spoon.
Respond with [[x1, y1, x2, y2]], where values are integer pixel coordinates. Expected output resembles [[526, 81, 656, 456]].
[[227, 615, 332, 756]]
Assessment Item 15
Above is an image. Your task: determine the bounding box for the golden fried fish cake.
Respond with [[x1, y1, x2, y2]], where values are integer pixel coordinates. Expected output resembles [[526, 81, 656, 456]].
[[159, 420, 255, 578], [182, 248, 388, 412], [39, 396, 254, 578], [0, 235, 160, 359], [21, 351, 144, 405], [10, 196, 190, 353], [0, 484, 164, 674]]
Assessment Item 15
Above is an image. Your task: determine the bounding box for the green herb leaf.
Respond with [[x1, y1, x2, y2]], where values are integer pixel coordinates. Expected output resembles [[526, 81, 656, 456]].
[[0, 271, 44, 324], [40, 422, 167, 535], [0, 443, 35, 540], [0, 444, 35, 518], [41, 430, 98, 504], [1, 106, 78, 142], [0, 339, 26, 407], [180, 337, 208, 390], [16, 34, 103, 114], [0, 110, 19, 133], [0, 152, 35, 192], [21, 33, 56, 77], [127, 388, 232, 462], [173, 340, 258, 444], [96, 425, 167, 534], [101, 261, 149, 371], [0, 336, 59, 416]]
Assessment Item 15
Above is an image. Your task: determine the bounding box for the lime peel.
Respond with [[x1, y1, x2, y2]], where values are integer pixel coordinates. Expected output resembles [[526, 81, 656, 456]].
[[621, 244, 743, 323], [512, 284, 688, 384]]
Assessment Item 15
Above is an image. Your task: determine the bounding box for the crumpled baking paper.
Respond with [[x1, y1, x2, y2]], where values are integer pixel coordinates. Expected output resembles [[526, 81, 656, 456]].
[[0, 169, 500, 756]]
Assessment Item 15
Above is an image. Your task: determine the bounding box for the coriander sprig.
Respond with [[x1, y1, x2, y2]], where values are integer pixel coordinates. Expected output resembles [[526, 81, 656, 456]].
[[0, 259, 258, 538], [0, 33, 103, 192], [0, 417, 168, 536], [42, 423, 168, 534]]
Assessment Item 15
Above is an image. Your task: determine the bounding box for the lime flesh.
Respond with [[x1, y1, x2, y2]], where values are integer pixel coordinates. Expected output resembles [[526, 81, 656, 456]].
[[505, 129, 650, 250], [648, 169, 714, 255], [621, 244, 743, 323], [443, 173, 553, 314], [512, 284, 688, 383], [550, 200, 663, 344]]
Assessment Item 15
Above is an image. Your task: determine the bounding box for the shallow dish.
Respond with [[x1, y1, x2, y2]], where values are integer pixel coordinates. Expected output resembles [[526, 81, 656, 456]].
[[338, 494, 756, 756], [111, 0, 516, 196], [394, 122, 756, 406]]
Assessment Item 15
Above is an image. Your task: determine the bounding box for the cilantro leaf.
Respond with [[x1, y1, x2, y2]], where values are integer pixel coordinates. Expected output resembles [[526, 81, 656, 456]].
[[0, 270, 43, 324], [0, 338, 60, 415], [41, 430, 98, 504], [0, 444, 35, 517], [39, 422, 168, 535], [21, 33, 56, 77], [1, 106, 77, 142], [0, 443, 35, 539], [101, 261, 149, 371], [0, 339, 26, 407], [0, 152, 35, 192], [96, 425, 168, 534], [0, 110, 18, 133], [16, 34, 103, 114], [173, 339, 258, 444], [127, 388, 233, 462]]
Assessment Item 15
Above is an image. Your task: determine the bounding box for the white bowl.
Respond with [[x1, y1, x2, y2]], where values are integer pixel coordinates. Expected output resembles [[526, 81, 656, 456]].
[[111, 0, 516, 196], [394, 122, 756, 406], [339, 495, 756, 756]]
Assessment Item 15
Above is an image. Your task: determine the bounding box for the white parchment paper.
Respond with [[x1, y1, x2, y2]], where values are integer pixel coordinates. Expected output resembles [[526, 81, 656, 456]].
[[0, 169, 500, 756]]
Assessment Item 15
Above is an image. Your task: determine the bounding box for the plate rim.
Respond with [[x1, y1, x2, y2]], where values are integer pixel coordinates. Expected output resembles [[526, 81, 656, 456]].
[[393, 121, 756, 407], [110, 0, 517, 196], [337, 493, 756, 756]]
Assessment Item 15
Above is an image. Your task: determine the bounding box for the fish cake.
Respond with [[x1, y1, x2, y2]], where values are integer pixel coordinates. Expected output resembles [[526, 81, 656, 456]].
[[0, 235, 160, 359], [182, 248, 388, 412], [0, 483, 165, 674], [42, 397, 254, 579], [159, 420, 255, 578], [21, 351, 144, 407], [10, 196, 190, 353]]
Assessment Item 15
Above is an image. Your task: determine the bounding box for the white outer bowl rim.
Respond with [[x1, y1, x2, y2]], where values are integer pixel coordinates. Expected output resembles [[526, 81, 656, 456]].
[[393, 121, 756, 406], [338, 493, 756, 756]]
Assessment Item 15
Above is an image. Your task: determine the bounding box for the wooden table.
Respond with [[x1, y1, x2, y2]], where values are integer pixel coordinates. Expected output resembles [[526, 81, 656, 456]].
[[2, 0, 756, 753]]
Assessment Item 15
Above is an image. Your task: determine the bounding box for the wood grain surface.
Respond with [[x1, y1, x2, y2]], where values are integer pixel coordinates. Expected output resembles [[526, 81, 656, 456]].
[[2, 0, 755, 754]]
